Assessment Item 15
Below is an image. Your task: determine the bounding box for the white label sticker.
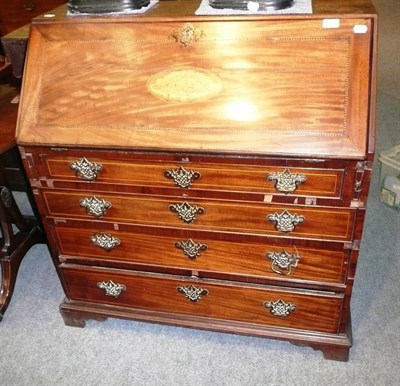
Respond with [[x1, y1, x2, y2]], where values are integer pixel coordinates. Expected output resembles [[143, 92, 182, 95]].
[[353, 25, 368, 34], [322, 19, 340, 29]]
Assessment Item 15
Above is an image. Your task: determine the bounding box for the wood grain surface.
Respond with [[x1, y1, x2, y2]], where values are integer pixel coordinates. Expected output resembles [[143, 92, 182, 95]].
[[17, 10, 374, 157]]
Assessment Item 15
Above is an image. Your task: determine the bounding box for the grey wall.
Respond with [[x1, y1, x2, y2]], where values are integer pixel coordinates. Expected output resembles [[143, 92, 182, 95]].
[[372, 0, 400, 98]]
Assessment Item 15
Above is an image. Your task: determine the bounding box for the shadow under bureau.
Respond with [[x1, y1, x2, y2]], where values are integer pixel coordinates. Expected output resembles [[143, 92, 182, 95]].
[[16, 0, 377, 361]]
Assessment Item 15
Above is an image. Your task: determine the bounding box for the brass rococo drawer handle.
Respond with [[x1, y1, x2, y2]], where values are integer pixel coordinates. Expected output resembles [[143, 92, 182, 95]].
[[171, 23, 205, 47], [90, 233, 121, 251], [267, 250, 300, 276], [169, 201, 205, 224], [70, 157, 103, 181], [263, 299, 297, 317], [80, 196, 112, 217], [177, 284, 209, 302], [175, 238, 208, 259], [267, 210, 305, 233], [164, 166, 201, 188], [267, 168, 307, 194], [97, 280, 127, 298]]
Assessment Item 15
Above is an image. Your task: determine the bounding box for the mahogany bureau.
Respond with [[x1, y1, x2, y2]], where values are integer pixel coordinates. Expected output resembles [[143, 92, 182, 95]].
[[16, 0, 377, 361]]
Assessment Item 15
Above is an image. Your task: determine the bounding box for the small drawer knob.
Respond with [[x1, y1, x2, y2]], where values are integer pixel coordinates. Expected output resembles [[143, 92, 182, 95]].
[[175, 238, 208, 259], [169, 201, 205, 224], [267, 210, 305, 233], [23, 1, 36, 11], [80, 196, 112, 217], [90, 233, 121, 251], [70, 157, 103, 181], [263, 299, 297, 317], [177, 284, 209, 302], [266, 250, 300, 276], [267, 168, 307, 194], [97, 280, 126, 298], [0, 186, 12, 208], [164, 166, 201, 188]]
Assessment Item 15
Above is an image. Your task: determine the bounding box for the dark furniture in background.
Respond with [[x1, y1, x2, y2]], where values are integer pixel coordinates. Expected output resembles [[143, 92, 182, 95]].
[[0, 0, 65, 36], [0, 1, 63, 319], [1, 24, 29, 83], [0, 84, 44, 321], [1, 1, 65, 83]]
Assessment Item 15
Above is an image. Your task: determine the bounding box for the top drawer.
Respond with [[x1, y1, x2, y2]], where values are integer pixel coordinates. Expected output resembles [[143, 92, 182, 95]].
[[26, 148, 356, 203], [17, 17, 374, 158]]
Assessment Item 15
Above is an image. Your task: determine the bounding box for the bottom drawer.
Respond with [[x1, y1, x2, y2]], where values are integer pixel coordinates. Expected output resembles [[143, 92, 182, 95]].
[[61, 265, 343, 334], [54, 224, 348, 286]]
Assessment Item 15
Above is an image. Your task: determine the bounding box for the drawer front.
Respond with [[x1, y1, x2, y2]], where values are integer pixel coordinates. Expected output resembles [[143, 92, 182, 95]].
[[41, 154, 345, 199], [55, 225, 348, 285], [43, 190, 355, 241], [61, 265, 343, 334]]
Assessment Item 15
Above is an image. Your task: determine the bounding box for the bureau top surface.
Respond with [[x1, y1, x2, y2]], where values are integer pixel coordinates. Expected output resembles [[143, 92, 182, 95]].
[[16, 0, 377, 158], [32, 0, 377, 21]]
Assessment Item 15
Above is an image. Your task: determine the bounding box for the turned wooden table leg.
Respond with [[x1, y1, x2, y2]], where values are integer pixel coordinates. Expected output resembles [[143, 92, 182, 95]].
[[0, 86, 45, 320], [0, 225, 44, 320], [0, 247, 25, 321], [0, 175, 44, 320]]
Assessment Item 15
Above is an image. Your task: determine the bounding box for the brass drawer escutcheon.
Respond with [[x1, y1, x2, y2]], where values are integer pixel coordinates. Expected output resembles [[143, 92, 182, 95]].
[[175, 238, 208, 259], [267, 210, 305, 233], [90, 233, 121, 251], [177, 284, 209, 302], [169, 201, 205, 224], [267, 168, 307, 194], [267, 250, 300, 275], [171, 23, 205, 47], [80, 196, 112, 217], [263, 299, 297, 317], [164, 166, 201, 188], [70, 157, 103, 181], [97, 280, 127, 298]]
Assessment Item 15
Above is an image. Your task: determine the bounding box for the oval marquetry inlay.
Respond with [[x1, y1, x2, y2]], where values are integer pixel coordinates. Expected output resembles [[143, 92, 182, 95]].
[[147, 67, 222, 103]]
